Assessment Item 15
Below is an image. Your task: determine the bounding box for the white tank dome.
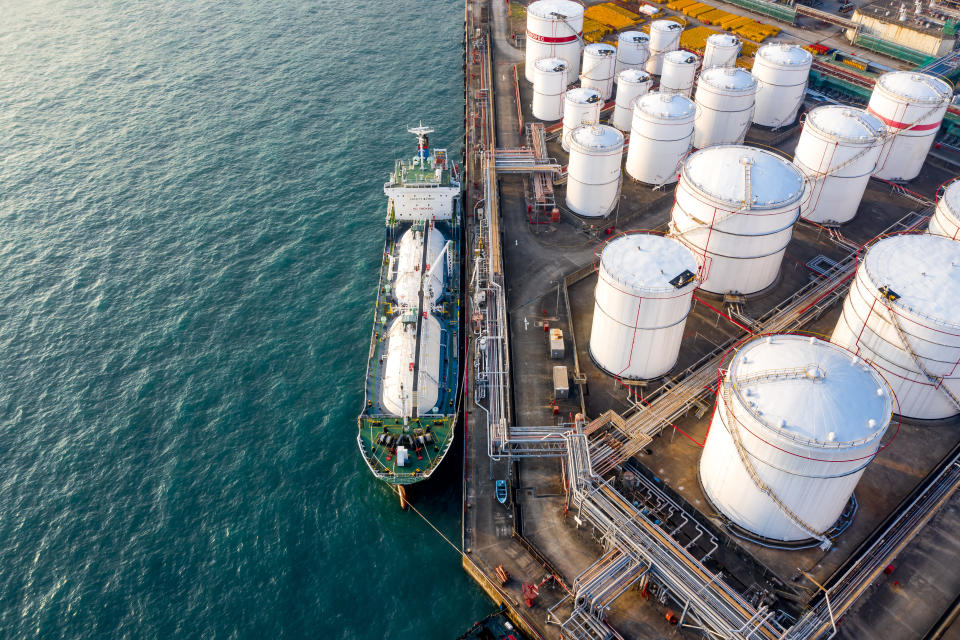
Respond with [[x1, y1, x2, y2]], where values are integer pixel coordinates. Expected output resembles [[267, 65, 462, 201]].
[[524, 0, 585, 83], [394, 227, 446, 307], [929, 179, 960, 240], [614, 31, 651, 77], [703, 33, 740, 69], [692, 67, 757, 149], [566, 124, 624, 217], [831, 234, 960, 419], [646, 19, 683, 75], [562, 87, 603, 151], [751, 44, 812, 128], [794, 106, 884, 224], [682, 145, 803, 208], [589, 233, 699, 379], [532, 57, 569, 121], [700, 334, 893, 543], [581, 43, 617, 100], [612, 69, 653, 131], [381, 314, 444, 417], [660, 50, 699, 97]]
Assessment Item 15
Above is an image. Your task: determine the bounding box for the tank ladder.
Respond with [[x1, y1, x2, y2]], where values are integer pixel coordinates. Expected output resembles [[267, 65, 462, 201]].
[[880, 296, 960, 412], [721, 376, 833, 549]]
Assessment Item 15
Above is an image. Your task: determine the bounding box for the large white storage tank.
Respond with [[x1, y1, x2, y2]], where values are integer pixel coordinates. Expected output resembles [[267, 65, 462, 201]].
[[524, 0, 585, 83], [589, 233, 699, 379], [693, 67, 757, 149], [381, 314, 444, 417], [566, 125, 624, 217], [581, 43, 617, 100], [562, 87, 603, 151], [532, 57, 569, 122], [793, 106, 884, 225], [830, 234, 960, 419], [612, 69, 652, 131], [929, 179, 960, 240], [670, 146, 804, 294], [869, 72, 951, 181], [625, 92, 695, 185], [394, 226, 446, 307], [660, 51, 700, 97], [751, 44, 812, 128], [646, 20, 683, 75], [614, 31, 651, 78], [702, 33, 740, 69], [699, 334, 893, 544]]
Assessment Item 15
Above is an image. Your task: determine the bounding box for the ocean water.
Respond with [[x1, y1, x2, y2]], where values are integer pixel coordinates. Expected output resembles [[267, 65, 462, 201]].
[[0, 1, 489, 637]]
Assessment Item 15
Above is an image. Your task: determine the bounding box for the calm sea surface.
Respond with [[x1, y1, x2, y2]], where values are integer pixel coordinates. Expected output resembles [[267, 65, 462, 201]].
[[0, 1, 489, 637]]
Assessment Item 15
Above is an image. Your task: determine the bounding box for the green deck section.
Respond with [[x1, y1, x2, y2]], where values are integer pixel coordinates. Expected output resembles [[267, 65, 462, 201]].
[[357, 149, 462, 486]]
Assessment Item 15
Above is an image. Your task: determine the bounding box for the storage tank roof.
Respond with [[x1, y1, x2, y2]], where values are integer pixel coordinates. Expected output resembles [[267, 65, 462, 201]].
[[941, 179, 960, 218], [618, 68, 651, 84], [806, 106, 883, 143], [528, 0, 584, 19], [698, 67, 756, 91], [570, 124, 624, 150], [682, 145, 803, 208], [665, 50, 698, 64], [707, 33, 739, 46], [619, 30, 650, 44], [566, 87, 603, 104], [600, 233, 698, 293], [586, 43, 616, 55], [535, 57, 568, 72], [875, 71, 951, 103], [756, 43, 812, 67], [730, 335, 892, 445], [650, 19, 684, 31], [636, 92, 695, 119], [862, 234, 960, 329]]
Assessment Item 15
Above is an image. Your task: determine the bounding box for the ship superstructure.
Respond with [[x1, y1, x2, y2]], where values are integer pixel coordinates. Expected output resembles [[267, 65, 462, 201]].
[[357, 126, 462, 486]]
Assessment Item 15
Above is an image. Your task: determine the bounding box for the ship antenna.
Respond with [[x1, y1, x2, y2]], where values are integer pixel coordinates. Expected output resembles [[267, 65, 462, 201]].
[[408, 122, 434, 168]]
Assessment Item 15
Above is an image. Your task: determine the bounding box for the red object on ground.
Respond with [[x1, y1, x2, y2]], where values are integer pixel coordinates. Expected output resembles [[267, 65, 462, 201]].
[[884, 564, 895, 575], [522, 582, 539, 607], [665, 610, 679, 625]]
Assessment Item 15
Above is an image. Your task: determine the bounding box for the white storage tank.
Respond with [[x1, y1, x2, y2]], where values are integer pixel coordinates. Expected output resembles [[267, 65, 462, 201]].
[[670, 145, 804, 294], [614, 31, 651, 78], [562, 87, 603, 151], [625, 92, 695, 185], [589, 233, 699, 379], [381, 314, 444, 417], [869, 71, 951, 181], [532, 57, 569, 122], [581, 43, 617, 100], [830, 234, 960, 419], [703, 33, 740, 69], [612, 69, 652, 131], [660, 50, 700, 97], [929, 179, 960, 240], [751, 44, 812, 128], [394, 226, 447, 307], [566, 124, 625, 217], [646, 20, 683, 75], [693, 67, 757, 149], [524, 0, 585, 83], [793, 106, 885, 225], [699, 334, 893, 544]]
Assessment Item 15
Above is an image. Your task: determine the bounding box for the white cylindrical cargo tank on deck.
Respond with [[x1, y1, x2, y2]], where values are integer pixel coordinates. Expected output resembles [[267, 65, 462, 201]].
[[589, 233, 699, 379], [751, 44, 812, 128], [394, 226, 447, 307], [625, 92, 695, 185], [793, 106, 884, 225], [581, 43, 617, 100], [381, 314, 444, 418], [525, 0, 585, 83], [562, 87, 603, 151], [660, 50, 700, 97], [612, 69, 652, 131], [830, 234, 960, 419], [699, 334, 893, 543], [670, 145, 804, 294], [869, 72, 951, 181], [929, 179, 960, 240], [532, 57, 569, 121], [614, 31, 651, 78], [703, 33, 740, 69], [693, 67, 757, 149], [646, 20, 683, 75], [566, 125, 625, 217]]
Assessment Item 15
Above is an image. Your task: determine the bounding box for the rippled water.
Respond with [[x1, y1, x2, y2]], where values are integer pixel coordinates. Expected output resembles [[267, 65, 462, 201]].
[[0, 1, 488, 637]]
